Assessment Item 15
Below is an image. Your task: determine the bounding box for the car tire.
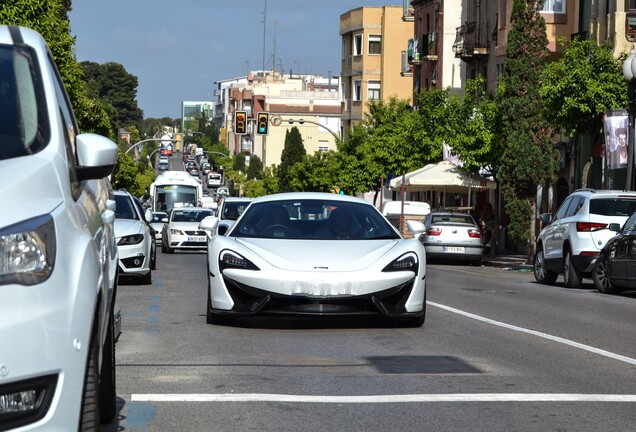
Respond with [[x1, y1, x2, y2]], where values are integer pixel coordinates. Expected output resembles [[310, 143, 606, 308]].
[[79, 324, 100, 431], [533, 247, 558, 285], [140, 269, 152, 285], [150, 244, 157, 270], [563, 249, 582, 288], [99, 311, 117, 424], [161, 240, 166, 253], [592, 253, 622, 294]]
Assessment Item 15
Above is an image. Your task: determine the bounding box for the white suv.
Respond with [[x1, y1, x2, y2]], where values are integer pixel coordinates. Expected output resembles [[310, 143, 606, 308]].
[[114, 190, 154, 284], [0, 26, 120, 429], [534, 189, 636, 287]]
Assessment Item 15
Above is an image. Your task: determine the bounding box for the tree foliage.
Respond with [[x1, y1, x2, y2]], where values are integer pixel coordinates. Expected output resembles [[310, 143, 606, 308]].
[[278, 127, 306, 192], [246, 154, 264, 180], [0, 0, 114, 137], [81, 61, 144, 130], [540, 38, 628, 139], [497, 0, 559, 249]]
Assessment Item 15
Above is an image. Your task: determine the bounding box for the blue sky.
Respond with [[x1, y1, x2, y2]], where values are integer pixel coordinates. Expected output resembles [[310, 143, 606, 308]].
[[69, 0, 401, 119]]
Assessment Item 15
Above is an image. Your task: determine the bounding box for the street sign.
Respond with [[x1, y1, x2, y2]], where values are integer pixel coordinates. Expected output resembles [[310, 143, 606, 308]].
[[270, 114, 282, 126]]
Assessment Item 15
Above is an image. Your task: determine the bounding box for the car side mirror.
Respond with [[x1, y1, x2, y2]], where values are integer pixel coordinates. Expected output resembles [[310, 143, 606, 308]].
[[144, 208, 153, 223], [608, 223, 621, 232], [538, 213, 553, 223]]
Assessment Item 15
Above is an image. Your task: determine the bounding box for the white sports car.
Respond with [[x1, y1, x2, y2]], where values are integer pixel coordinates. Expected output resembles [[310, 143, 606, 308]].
[[199, 192, 428, 326]]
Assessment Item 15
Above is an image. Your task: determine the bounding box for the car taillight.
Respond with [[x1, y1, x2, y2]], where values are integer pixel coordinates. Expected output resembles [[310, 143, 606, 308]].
[[427, 227, 442, 236], [468, 228, 482, 238], [576, 222, 607, 232]]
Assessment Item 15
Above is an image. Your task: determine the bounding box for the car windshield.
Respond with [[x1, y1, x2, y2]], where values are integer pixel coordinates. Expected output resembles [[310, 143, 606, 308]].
[[231, 199, 400, 240], [153, 212, 167, 222], [221, 202, 249, 220], [114, 194, 138, 220], [171, 209, 213, 222]]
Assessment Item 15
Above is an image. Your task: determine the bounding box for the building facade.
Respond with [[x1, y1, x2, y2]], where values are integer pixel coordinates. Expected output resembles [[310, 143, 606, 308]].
[[340, 5, 415, 139]]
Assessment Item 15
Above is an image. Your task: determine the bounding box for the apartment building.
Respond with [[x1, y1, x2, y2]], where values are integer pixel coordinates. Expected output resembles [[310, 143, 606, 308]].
[[215, 71, 341, 167], [340, 5, 414, 138]]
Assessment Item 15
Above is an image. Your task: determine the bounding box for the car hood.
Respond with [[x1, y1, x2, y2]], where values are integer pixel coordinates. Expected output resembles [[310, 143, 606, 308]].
[[0, 155, 64, 227], [234, 238, 401, 272], [114, 219, 143, 237]]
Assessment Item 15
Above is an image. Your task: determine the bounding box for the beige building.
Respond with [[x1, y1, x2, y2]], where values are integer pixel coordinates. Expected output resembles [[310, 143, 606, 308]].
[[221, 72, 341, 168], [340, 5, 414, 139]]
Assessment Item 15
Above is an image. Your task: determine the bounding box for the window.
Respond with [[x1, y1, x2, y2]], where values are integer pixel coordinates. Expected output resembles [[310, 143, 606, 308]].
[[368, 34, 381, 55], [353, 80, 362, 101], [353, 34, 363, 56], [342, 39, 346, 59], [541, 0, 565, 13], [367, 81, 380, 101]]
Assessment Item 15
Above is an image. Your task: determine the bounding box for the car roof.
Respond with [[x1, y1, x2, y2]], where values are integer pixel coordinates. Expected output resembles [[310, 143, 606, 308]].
[[250, 192, 371, 205]]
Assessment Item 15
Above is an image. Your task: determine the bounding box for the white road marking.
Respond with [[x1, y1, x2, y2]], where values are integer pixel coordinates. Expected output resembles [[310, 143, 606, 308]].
[[130, 302, 636, 405], [131, 393, 636, 403], [428, 301, 636, 366]]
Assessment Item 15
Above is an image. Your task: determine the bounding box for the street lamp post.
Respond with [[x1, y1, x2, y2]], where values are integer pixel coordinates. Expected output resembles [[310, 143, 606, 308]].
[[286, 118, 341, 142], [125, 138, 178, 155], [622, 48, 636, 190]]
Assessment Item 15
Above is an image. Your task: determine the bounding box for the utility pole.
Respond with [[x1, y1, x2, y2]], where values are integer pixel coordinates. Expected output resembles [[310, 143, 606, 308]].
[[262, 0, 267, 73]]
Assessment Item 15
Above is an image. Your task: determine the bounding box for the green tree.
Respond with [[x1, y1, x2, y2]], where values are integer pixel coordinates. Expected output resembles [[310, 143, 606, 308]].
[[80, 61, 144, 130], [246, 154, 264, 180], [540, 37, 627, 143], [278, 127, 306, 192], [0, 0, 113, 137], [497, 0, 559, 254], [233, 153, 247, 172], [445, 77, 503, 178]]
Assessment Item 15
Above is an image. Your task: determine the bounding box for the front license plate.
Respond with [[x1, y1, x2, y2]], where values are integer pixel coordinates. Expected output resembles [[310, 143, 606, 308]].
[[443, 246, 465, 253], [188, 236, 206, 242]]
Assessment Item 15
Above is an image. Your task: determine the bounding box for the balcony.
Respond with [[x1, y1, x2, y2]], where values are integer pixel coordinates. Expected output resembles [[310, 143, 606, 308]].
[[452, 22, 490, 60], [408, 33, 438, 66]]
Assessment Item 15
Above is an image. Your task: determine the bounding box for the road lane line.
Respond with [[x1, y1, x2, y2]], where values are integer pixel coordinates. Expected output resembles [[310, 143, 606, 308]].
[[131, 393, 636, 403], [428, 301, 636, 366]]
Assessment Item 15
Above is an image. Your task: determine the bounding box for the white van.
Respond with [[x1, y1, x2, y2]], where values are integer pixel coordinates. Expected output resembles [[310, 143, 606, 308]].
[[381, 200, 431, 217]]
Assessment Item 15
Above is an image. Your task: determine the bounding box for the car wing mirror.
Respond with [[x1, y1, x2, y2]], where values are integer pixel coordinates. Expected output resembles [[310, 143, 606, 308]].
[[608, 223, 621, 232]]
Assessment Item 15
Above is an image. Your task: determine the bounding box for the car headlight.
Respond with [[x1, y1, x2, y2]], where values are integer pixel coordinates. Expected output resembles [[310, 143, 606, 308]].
[[382, 252, 418, 273], [0, 215, 55, 286], [117, 234, 144, 245], [219, 250, 259, 271], [170, 229, 185, 236]]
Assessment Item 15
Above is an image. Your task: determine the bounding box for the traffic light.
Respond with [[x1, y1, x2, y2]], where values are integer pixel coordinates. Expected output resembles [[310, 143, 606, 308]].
[[234, 111, 247, 135], [256, 112, 269, 135]]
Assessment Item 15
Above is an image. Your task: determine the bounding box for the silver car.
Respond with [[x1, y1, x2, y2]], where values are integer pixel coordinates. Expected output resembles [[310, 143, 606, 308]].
[[419, 211, 483, 265], [161, 207, 215, 253], [0, 25, 120, 429], [199, 192, 428, 327]]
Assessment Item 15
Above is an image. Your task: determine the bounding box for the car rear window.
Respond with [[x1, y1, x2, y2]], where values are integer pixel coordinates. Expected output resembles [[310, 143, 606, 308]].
[[431, 215, 475, 224], [589, 198, 636, 217]]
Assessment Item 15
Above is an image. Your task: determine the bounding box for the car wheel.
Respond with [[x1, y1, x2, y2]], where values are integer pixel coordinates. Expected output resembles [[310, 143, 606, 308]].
[[99, 311, 117, 424], [592, 253, 622, 294], [79, 324, 100, 430], [563, 249, 582, 288], [533, 247, 558, 285], [141, 269, 152, 285], [161, 239, 166, 253], [150, 243, 157, 270]]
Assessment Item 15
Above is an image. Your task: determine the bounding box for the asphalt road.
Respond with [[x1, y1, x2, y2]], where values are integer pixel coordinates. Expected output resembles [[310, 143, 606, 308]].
[[104, 245, 636, 432]]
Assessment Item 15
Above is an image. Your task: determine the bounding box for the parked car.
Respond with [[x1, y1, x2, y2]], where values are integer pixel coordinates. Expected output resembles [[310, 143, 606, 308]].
[[161, 207, 215, 253], [0, 25, 120, 428], [114, 190, 154, 284], [534, 189, 636, 287], [151, 211, 168, 239], [592, 210, 636, 294], [199, 192, 428, 326], [418, 211, 483, 265]]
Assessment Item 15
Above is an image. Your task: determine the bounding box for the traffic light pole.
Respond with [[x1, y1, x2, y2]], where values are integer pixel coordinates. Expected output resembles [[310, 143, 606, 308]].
[[286, 118, 340, 142]]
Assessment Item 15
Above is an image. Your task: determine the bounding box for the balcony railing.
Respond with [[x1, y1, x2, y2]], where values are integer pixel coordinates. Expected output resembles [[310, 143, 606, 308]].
[[453, 21, 490, 59], [408, 33, 438, 65]]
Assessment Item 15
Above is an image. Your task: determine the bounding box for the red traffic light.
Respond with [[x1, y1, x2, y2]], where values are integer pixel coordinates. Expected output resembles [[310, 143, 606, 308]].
[[235, 111, 247, 135]]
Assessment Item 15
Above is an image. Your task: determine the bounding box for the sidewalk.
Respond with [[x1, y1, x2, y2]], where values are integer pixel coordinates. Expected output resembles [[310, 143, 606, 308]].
[[481, 254, 533, 271]]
